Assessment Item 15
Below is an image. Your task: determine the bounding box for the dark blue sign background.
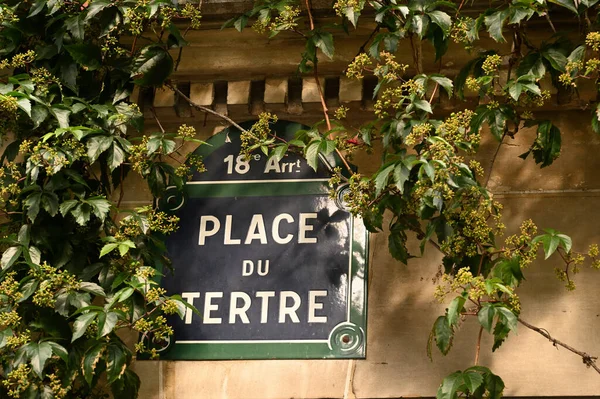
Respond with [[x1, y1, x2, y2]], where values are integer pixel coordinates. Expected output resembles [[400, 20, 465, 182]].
[[164, 194, 351, 340]]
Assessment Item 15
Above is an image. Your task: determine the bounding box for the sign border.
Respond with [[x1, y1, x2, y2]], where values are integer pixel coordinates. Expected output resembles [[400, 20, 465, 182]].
[[152, 121, 369, 360]]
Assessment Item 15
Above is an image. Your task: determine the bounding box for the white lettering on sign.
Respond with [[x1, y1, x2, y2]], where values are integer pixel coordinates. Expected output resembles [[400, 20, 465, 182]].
[[181, 291, 328, 325], [181, 292, 200, 324], [198, 213, 318, 245], [203, 292, 223, 324], [264, 157, 301, 174], [242, 260, 270, 276]]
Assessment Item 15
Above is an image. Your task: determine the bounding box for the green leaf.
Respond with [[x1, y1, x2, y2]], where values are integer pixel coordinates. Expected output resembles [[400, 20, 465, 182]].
[[30, 342, 53, 378], [429, 75, 453, 96], [462, 371, 484, 393], [65, 43, 102, 71], [72, 203, 92, 226], [0, 328, 13, 349], [47, 342, 68, 363], [108, 143, 126, 171], [447, 295, 466, 326], [477, 304, 496, 332], [312, 31, 335, 59], [542, 48, 567, 72], [100, 243, 119, 258], [484, 9, 510, 42], [88, 197, 111, 221], [16, 98, 31, 117], [271, 145, 288, 161], [106, 344, 128, 383], [2, 246, 22, 270], [436, 371, 463, 399], [393, 164, 411, 193], [51, 107, 71, 128], [508, 82, 522, 101], [433, 315, 454, 355], [65, 15, 85, 41], [85, 0, 110, 20], [132, 45, 174, 87], [72, 312, 98, 342], [87, 135, 114, 164], [59, 200, 78, 216], [79, 282, 106, 296], [492, 320, 511, 351], [414, 99, 433, 114], [111, 368, 140, 399], [97, 312, 119, 338], [388, 228, 410, 263], [375, 164, 394, 195], [305, 141, 321, 171], [496, 306, 518, 332], [548, 0, 578, 14], [485, 372, 505, 399], [83, 344, 105, 386], [428, 10, 451, 37]]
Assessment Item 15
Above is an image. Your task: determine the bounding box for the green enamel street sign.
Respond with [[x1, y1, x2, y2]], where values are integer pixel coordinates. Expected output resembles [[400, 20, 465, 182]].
[[153, 120, 368, 360]]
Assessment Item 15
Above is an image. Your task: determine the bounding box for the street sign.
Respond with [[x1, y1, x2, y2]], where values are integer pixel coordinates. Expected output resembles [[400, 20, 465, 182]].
[[155, 120, 368, 360]]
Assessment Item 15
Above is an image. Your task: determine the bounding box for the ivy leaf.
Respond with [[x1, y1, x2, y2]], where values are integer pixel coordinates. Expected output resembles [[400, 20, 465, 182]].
[[106, 344, 128, 383], [271, 145, 288, 161], [2, 246, 22, 270], [492, 320, 511, 351], [72, 312, 98, 342], [131, 45, 174, 87], [447, 295, 466, 326], [65, 43, 102, 71], [31, 105, 49, 129], [24, 192, 42, 222], [477, 304, 496, 332], [79, 282, 106, 297], [542, 48, 567, 72], [87, 197, 111, 221], [393, 164, 411, 193], [72, 203, 92, 226], [111, 368, 140, 399], [375, 164, 394, 195], [496, 306, 518, 332], [83, 344, 105, 386], [462, 371, 484, 393], [87, 135, 114, 164], [65, 15, 85, 41], [485, 372, 505, 399], [484, 9, 510, 42], [429, 74, 453, 96], [531, 121, 561, 167], [51, 107, 71, 128], [16, 98, 31, 117], [59, 199, 78, 216], [312, 31, 335, 59], [413, 99, 433, 114], [436, 371, 463, 399], [388, 227, 410, 264], [428, 10, 451, 37], [433, 315, 454, 355], [47, 342, 68, 363], [305, 141, 321, 171], [0, 328, 13, 348], [85, 0, 111, 20], [100, 243, 119, 258], [97, 312, 119, 338], [548, 0, 578, 14], [29, 342, 53, 378]]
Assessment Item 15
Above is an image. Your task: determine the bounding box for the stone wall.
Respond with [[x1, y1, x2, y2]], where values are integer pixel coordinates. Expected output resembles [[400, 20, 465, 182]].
[[125, 18, 600, 399]]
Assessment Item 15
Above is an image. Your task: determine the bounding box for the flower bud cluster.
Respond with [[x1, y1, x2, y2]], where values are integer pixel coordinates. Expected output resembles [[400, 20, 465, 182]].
[[346, 53, 372, 80], [0, 50, 36, 70], [2, 364, 31, 398], [481, 54, 502, 75]]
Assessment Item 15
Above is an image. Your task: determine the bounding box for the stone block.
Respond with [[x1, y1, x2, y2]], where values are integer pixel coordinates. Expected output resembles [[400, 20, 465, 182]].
[[153, 87, 175, 108], [129, 86, 140, 105], [264, 78, 288, 103], [339, 77, 362, 102], [227, 81, 251, 105], [302, 77, 325, 103], [190, 83, 214, 106]]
